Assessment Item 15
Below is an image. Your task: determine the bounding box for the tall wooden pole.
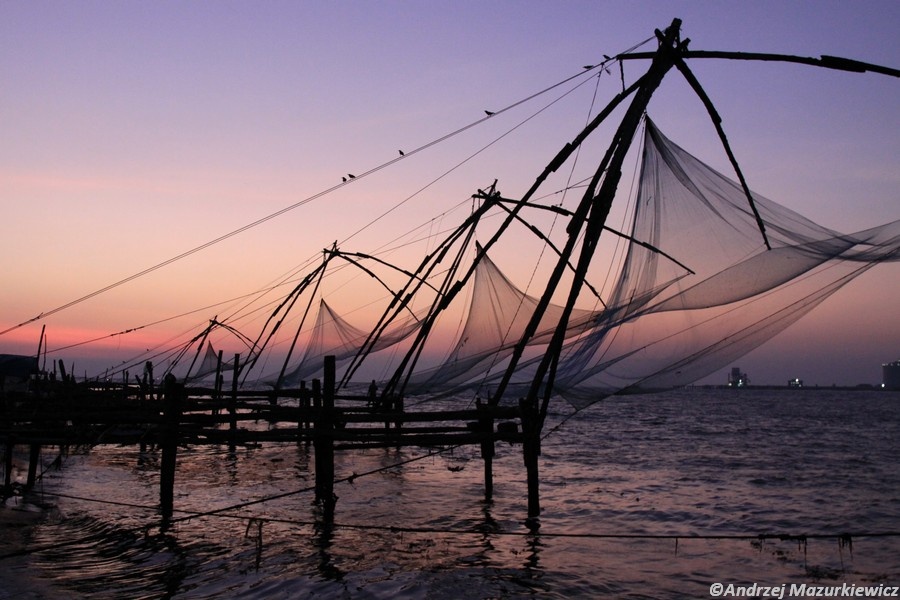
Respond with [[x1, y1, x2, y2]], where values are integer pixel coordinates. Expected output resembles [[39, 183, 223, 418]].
[[488, 19, 686, 521], [314, 357, 336, 522], [530, 21, 686, 427], [160, 374, 182, 524]]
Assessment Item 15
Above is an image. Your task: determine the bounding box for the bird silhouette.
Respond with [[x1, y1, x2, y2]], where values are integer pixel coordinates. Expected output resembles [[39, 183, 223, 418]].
[[583, 65, 594, 69], [348, 174, 356, 179], [484, 110, 494, 116], [398, 149, 405, 156], [342, 176, 347, 182]]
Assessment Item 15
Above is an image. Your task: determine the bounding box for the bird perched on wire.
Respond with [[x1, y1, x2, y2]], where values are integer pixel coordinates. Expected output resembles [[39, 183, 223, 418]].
[[484, 110, 494, 116], [398, 149, 405, 156]]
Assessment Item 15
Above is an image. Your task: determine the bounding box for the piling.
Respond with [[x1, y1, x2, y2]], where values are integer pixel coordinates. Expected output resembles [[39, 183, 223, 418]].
[[314, 356, 336, 521], [1, 355, 536, 522], [298, 380, 309, 444], [160, 374, 183, 523], [476, 399, 495, 502], [228, 354, 239, 451], [25, 443, 40, 490], [520, 396, 541, 520], [3, 436, 12, 492]]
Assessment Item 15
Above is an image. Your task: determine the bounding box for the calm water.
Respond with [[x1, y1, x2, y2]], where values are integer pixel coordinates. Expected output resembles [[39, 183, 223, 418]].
[[3, 388, 900, 598]]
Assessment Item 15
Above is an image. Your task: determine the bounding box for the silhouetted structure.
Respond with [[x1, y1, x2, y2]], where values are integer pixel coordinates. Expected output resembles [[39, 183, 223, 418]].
[[883, 360, 900, 390], [728, 367, 749, 388]]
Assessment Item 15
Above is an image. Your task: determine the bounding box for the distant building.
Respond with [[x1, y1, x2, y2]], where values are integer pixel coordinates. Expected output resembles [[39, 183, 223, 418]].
[[727, 367, 748, 388], [884, 360, 900, 390], [0, 353, 39, 393], [788, 378, 803, 388]]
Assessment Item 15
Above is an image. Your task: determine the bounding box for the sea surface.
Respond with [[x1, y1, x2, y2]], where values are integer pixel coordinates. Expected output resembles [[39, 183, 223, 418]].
[[2, 388, 900, 598]]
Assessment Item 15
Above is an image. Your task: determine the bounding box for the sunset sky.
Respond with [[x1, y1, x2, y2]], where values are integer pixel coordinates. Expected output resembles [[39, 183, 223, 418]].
[[2, 1, 898, 387]]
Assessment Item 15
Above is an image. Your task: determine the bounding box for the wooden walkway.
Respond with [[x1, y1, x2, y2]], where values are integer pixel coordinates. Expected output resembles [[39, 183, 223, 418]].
[[1, 356, 542, 523]]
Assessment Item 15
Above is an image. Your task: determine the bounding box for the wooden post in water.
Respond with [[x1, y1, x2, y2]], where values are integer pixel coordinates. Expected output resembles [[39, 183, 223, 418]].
[[229, 353, 239, 451], [231, 353, 240, 402], [160, 374, 183, 523], [298, 380, 309, 445], [477, 399, 495, 502], [146, 361, 155, 401], [520, 396, 541, 521], [25, 443, 40, 490], [313, 357, 336, 521], [3, 436, 13, 492], [214, 350, 224, 413]]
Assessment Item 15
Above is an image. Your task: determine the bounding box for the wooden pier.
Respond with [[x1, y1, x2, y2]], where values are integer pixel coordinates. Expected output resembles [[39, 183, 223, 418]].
[[0, 355, 541, 524]]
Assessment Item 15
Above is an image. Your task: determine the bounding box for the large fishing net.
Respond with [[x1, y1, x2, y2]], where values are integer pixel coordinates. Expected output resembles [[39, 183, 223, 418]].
[[406, 249, 603, 393], [412, 118, 900, 406], [264, 118, 897, 408], [270, 300, 420, 388]]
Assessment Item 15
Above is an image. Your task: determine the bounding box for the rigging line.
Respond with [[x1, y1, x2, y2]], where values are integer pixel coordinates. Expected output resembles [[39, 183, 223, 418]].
[[98, 325, 206, 380], [0, 190, 330, 338], [0, 66, 608, 339], [24, 463, 896, 545], [337, 73, 603, 252], [19, 52, 655, 363], [22, 55, 644, 356], [166, 443, 464, 527], [475, 70, 612, 389], [3, 512, 895, 562], [255, 197, 473, 339], [49, 288, 269, 355], [275, 251, 332, 391], [341, 198, 498, 388]]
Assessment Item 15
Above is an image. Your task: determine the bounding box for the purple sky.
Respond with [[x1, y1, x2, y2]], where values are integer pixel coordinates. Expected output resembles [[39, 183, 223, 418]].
[[2, 1, 898, 386]]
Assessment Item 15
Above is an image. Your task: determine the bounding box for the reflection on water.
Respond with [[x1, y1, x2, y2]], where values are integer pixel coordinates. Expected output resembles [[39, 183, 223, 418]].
[[5, 389, 900, 598]]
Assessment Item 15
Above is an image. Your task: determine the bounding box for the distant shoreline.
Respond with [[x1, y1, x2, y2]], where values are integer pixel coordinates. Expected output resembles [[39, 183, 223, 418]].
[[687, 384, 895, 392]]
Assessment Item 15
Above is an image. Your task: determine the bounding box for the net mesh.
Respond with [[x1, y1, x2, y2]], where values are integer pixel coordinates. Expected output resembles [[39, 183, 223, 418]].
[[414, 118, 900, 406], [266, 118, 898, 406]]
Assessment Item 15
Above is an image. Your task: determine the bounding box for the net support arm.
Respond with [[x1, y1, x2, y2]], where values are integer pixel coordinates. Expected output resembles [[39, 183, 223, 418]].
[[672, 56, 771, 250]]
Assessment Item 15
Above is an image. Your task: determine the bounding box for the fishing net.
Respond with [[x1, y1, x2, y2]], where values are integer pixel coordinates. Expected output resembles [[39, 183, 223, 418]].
[[551, 118, 900, 406], [270, 300, 420, 387], [413, 118, 900, 406], [406, 250, 603, 393], [186, 342, 234, 382], [265, 118, 897, 406]]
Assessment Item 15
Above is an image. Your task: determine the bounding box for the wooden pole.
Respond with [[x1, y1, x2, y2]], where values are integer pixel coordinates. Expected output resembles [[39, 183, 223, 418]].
[[477, 399, 494, 502], [25, 443, 40, 490], [298, 380, 309, 445], [312, 377, 323, 497], [145, 361, 154, 401], [314, 357, 336, 522], [214, 350, 224, 411], [520, 397, 541, 520], [160, 374, 182, 524], [3, 436, 13, 493], [229, 354, 239, 451]]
